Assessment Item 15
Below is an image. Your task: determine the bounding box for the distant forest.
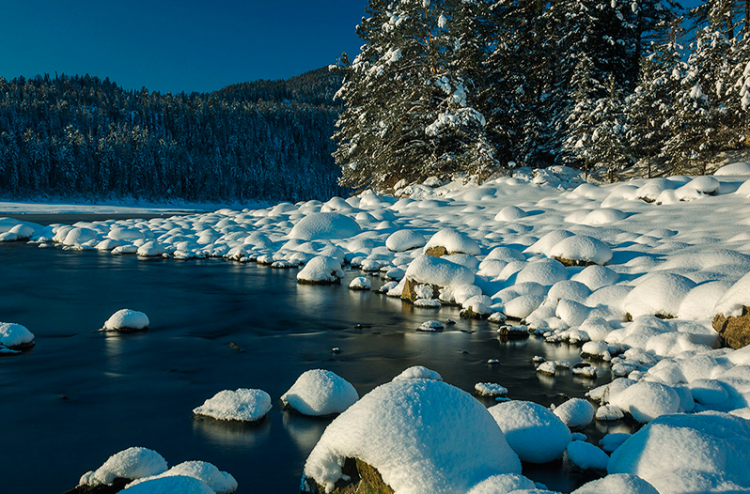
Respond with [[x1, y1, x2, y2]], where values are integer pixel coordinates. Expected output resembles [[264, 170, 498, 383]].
[[0, 68, 345, 202]]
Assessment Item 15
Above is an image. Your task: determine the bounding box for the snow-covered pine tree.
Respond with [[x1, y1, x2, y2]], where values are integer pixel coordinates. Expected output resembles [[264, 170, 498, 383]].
[[333, 0, 497, 190], [562, 54, 602, 178], [589, 74, 631, 182], [661, 25, 733, 174], [625, 25, 684, 177]]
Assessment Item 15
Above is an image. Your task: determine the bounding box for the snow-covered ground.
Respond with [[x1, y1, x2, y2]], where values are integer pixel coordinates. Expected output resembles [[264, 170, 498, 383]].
[[5, 164, 750, 493]]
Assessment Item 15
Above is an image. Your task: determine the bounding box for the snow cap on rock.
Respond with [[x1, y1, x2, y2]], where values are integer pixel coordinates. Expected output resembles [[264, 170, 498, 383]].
[[289, 212, 362, 241], [281, 369, 358, 416]]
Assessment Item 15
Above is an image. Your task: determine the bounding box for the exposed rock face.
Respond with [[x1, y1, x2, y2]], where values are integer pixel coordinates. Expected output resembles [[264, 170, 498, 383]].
[[713, 306, 750, 349], [302, 458, 394, 494], [424, 246, 448, 257], [65, 478, 130, 494], [401, 278, 439, 303]]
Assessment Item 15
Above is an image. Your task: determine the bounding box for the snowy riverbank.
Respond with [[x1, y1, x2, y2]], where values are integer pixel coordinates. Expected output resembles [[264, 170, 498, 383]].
[[3, 164, 750, 493]]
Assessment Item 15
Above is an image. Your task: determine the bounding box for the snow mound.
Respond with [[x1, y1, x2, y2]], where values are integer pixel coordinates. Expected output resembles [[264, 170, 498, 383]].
[[608, 412, 750, 494], [193, 388, 272, 422], [504, 295, 545, 320], [515, 259, 568, 286], [553, 398, 595, 429], [549, 236, 612, 266], [494, 206, 527, 222], [289, 212, 362, 241], [0, 322, 35, 348], [572, 265, 619, 291], [281, 369, 359, 416], [79, 447, 168, 486], [466, 473, 536, 494], [103, 309, 150, 332], [405, 254, 475, 287], [571, 474, 658, 494], [386, 230, 426, 252], [566, 441, 609, 471], [609, 381, 681, 423], [716, 162, 750, 176], [623, 273, 696, 319], [679, 281, 732, 320], [423, 228, 481, 255], [392, 365, 443, 382], [297, 256, 344, 284], [304, 379, 521, 494], [123, 475, 213, 494], [126, 461, 237, 493], [488, 400, 571, 463], [714, 270, 750, 317]]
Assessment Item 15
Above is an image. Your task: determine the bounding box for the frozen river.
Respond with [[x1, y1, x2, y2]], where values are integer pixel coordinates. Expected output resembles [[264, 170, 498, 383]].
[[0, 215, 626, 493]]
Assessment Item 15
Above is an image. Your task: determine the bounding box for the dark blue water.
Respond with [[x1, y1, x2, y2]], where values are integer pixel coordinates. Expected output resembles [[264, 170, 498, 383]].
[[0, 215, 626, 493]]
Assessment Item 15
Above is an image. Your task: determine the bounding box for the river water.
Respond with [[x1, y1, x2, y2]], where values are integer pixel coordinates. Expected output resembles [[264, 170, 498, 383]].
[[0, 215, 629, 493]]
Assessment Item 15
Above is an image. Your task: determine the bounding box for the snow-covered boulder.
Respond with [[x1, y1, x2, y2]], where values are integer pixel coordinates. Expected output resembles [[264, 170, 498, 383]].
[[423, 228, 481, 256], [297, 256, 344, 284], [0, 322, 35, 350], [488, 400, 571, 463], [474, 383, 508, 397], [494, 206, 527, 222], [572, 474, 658, 494], [137, 241, 166, 257], [402, 254, 474, 302], [78, 447, 168, 487], [623, 273, 696, 319], [608, 412, 750, 494], [608, 381, 681, 423], [103, 309, 150, 332], [515, 259, 568, 286], [303, 379, 521, 494], [386, 230, 426, 252], [713, 271, 750, 348], [289, 212, 362, 241], [716, 162, 750, 176], [549, 235, 612, 266], [553, 398, 595, 429], [193, 389, 272, 422], [281, 369, 359, 416]]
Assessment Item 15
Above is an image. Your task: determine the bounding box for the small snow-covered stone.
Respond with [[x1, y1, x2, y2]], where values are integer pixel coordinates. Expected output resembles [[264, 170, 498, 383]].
[[281, 369, 358, 416], [566, 441, 609, 470], [123, 476, 213, 494], [596, 405, 624, 421], [297, 256, 344, 284], [0, 322, 35, 349], [549, 235, 613, 266], [289, 212, 362, 241], [103, 309, 150, 332], [423, 228, 481, 256], [349, 275, 372, 291], [418, 320, 444, 332], [475, 383, 508, 397], [193, 389, 272, 422], [392, 365, 442, 382], [126, 461, 237, 493], [609, 381, 680, 423], [386, 230, 426, 252], [572, 474, 658, 494]]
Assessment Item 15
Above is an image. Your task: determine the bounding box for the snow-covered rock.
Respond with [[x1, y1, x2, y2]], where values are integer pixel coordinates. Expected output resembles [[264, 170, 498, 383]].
[[103, 309, 150, 332], [126, 461, 237, 493], [423, 228, 481, 256], [608, 412, 750, 494], [552, 398, 595, 429], [572, 474, 658, 494], [289, 212, 362, 241], [78, 447, 168, 487], [349, 275, 372, 291], [303, 379, 521, 493], [392, 365, 442, 382], [404, 254, 475, 288], [386, 230, 426, 252], [623, 273, 696, 319], [193, 388, 272, 422], [488, 400, 571, 463], [0, 322, 35, 349], [474, 383, 508, 397], [549, 235, 612, 266], [297, 256, 344, 284], [281, 369, 359, 416], [123, 475, 214, 494], [608, 381, 681, 423], [566, 441, 609, 471]]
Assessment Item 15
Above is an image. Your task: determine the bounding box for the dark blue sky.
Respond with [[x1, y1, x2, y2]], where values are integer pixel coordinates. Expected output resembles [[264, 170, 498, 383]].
[[0, 0, 368, 94], [0, 0, 704, 94]]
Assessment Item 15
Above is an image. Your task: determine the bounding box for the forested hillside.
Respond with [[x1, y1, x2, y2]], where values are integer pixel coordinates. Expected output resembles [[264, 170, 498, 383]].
[[0, 68, 344, 202]]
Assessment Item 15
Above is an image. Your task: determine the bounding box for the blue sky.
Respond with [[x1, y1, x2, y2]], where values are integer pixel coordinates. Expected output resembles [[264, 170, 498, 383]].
[[0, 0, 704, 94], [0, 0, 368, 94]]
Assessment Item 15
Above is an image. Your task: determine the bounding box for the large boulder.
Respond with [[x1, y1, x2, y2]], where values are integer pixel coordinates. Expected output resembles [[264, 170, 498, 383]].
[[713, 271, 750, 348], [401, 255, 474, 303], [303, 380, 520, 494]]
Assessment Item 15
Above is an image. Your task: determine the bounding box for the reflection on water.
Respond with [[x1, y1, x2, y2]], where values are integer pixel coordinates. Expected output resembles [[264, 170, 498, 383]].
[[282, 411, 331, 454], [0, 232, 630, 494], [193, 415, 272, 448]]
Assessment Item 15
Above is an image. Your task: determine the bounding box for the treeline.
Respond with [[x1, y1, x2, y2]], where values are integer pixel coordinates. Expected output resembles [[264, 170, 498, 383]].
[[0, 68, 345, 202], [334, 0, 750, 188]]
